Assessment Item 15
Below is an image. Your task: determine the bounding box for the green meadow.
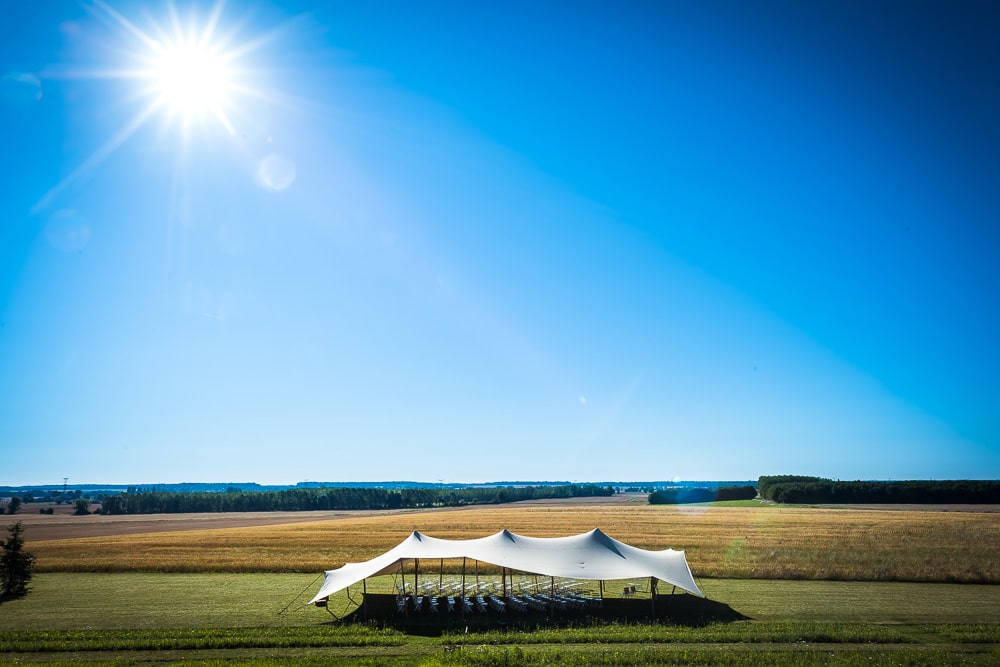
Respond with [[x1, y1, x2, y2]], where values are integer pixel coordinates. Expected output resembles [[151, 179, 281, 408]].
[[1, 573, 998, 665]]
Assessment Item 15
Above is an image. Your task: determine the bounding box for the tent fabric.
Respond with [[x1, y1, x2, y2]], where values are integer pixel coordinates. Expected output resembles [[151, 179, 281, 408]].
[[308, 529, 703, 603]]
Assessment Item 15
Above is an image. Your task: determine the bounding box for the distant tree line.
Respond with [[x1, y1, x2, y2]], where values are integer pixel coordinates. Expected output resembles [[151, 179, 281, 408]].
[[758, 475, 1000, 504], [648, 485, 757, 505], [5, 489, 88, 505], [99, 484, 615, 515]]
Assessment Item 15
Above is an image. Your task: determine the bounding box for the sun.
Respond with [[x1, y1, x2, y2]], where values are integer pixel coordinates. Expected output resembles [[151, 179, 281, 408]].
[[92, 0, 272, 137], [31, 1, 287, 213], [151, 40, 232, 121]]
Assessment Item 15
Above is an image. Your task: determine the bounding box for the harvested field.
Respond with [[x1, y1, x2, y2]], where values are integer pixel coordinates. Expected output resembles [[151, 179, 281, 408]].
[[26, 503, 1000, 583], [15, 509, 417, 542], [13, 494, 646, 542], [810, 504, 1000, 512]]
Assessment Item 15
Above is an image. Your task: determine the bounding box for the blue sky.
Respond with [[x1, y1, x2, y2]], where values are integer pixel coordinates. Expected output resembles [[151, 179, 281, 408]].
[[1, 0, 997, 485]]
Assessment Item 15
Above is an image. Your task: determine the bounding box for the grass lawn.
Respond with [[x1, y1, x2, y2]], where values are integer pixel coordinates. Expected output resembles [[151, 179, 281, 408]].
[[0, 574, 997, 664], [1, 573, 998, 630], [702, 579, 1000, 624]]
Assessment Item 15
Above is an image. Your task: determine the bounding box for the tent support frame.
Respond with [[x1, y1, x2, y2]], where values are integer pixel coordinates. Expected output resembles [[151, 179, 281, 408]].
[[650, 577, 658, 616], [461, 557, 467, 615]]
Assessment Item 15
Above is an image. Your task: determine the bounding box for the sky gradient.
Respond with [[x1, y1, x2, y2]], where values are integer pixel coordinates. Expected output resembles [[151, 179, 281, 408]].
[[1, 0, 998, 485]]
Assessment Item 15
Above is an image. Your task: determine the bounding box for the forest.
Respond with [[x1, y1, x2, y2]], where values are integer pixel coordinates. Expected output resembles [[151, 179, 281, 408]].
[[98, 483, 615, 514], [757, 475, 1000, 504]]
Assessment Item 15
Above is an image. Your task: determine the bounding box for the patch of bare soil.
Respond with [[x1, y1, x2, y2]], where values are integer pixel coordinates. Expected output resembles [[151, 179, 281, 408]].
[[17, 509, 403, 542]]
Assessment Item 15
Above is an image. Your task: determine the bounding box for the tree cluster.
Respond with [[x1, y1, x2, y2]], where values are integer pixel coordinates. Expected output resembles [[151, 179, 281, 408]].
[[99, 484, 615, 515], [3, 497, 21, 515], [757, 475, 826, 500], [1, 522, 35, 600], [757, 476, 1000, 504], [648, 485, 757, 505]]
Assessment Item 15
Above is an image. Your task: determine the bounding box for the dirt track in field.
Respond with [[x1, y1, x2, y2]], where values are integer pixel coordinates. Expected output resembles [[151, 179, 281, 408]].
[[16, 509, 416, 542], [17, 495, 642, 542]]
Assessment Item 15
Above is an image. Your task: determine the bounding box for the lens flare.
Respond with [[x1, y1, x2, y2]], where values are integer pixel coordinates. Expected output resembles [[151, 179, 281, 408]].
[[256, 154, 296, 192]]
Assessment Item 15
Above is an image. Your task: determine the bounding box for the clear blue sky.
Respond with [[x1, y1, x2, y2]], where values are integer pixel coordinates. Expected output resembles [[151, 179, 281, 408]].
[[1, 0, 997, 485]]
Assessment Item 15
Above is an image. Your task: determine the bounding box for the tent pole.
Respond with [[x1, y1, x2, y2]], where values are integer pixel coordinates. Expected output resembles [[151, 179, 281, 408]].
[[650, 577, 658, 617], [599, 579, 603, 601], [501, 567, 506, 599], [461, 557, 466, 598], [362, 578, 368, 621], [439, 559, 443, 594], [415, 558, 419, 596], [399, 561, 408, 617]]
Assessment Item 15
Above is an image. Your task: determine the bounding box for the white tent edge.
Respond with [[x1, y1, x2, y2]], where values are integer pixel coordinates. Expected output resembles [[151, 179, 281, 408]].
[[308, 528, 703, 604]]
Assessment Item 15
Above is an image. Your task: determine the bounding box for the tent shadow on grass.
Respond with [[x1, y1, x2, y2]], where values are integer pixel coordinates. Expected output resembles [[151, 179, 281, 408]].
[[656, 594, 750, 626], [327, 593, 748, 635]]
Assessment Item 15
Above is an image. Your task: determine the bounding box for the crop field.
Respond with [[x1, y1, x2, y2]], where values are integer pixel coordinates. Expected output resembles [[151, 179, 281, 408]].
[[2, 501, 999, 665], [25, 502, 1000, 583]]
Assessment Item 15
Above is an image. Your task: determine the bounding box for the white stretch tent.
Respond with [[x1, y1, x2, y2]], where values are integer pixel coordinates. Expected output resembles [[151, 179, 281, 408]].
[[309, 528, 703, 604]]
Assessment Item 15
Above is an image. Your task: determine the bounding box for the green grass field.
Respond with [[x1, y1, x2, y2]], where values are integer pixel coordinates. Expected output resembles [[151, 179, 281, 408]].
[[0, 573, 997, 665], [2, 574, 999, 630]]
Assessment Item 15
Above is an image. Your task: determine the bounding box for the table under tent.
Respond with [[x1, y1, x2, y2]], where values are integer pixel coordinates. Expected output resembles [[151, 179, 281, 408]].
[[309, 529, 707, 625]]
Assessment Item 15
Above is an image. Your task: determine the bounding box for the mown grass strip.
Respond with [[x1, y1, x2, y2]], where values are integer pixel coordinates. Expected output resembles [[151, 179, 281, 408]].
[[424, 646, 1000, 666], [3, 646, 999, 667], [0, 658, 415, 667], [931, 623, 1000, 643], [0, 625, 404, 653], [444, 621, 914, 645], [6, 622, 996, 656]]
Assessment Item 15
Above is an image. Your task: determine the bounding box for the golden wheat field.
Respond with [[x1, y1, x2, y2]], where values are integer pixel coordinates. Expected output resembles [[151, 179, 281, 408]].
[[28, 502, 1000, 584]]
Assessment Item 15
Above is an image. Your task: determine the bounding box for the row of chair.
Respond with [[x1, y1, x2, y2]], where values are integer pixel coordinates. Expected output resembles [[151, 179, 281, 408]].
[[395, 590, 602, 615]]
